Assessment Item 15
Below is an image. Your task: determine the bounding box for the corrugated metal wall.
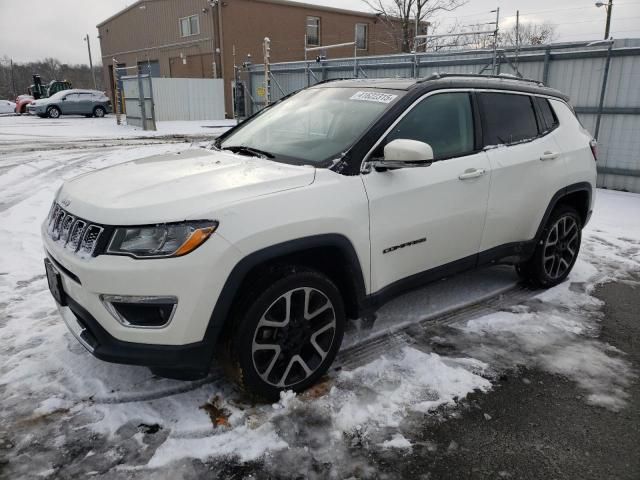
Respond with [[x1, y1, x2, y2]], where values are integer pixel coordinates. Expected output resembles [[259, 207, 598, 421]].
[[152, 78, 225, 121], [248, 39, 640, 193]]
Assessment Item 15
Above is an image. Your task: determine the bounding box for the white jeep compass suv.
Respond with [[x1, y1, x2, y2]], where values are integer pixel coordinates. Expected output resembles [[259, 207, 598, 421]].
[[43, 74, 597, 400]]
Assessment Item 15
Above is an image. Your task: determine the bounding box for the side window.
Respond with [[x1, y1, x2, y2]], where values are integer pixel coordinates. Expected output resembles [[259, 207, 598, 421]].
[[535, 97, 559, 133], [383, 92, 475, 160], [479, 93, 539, 146], [356, 23, 368, 49], [306, 16, 320, 46]]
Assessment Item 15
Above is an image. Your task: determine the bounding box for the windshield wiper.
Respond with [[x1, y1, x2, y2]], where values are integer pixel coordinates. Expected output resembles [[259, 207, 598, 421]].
[[222, 145, 275, 159]]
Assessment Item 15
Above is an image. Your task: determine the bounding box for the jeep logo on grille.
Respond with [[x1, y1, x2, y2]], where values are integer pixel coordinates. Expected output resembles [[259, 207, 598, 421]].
[[60, 198, 71, 207]]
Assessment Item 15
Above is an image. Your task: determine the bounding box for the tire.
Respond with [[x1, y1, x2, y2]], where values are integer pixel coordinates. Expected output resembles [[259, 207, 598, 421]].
[[222, 266, 346, 401], [516, 205, 582, 288], [47, 106, 61, 119], [93, 106, 106, 118]]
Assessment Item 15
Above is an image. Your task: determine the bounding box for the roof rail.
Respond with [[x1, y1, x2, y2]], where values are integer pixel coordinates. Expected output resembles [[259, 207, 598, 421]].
[[418, 72, 545, 86]]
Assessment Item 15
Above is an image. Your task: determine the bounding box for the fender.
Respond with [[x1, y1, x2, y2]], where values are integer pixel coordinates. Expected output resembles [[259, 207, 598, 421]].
[[200, 233, 367, 361], [534, 181, 592, 242]]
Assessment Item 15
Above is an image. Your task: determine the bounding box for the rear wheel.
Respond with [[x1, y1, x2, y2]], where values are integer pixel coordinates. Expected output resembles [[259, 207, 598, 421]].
[[222, 267, 345, 401], [516, 205, 582, 288], [47, 106, 61, 119], [93, 106, 106, 118]]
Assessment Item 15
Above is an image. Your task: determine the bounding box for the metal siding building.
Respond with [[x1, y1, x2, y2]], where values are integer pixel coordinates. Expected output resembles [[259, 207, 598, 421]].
[[248, 39, 640, 193]]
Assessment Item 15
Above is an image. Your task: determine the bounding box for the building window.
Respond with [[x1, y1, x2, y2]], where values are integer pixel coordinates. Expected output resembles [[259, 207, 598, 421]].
[[179, 15, 200, 37], [306, 16, 320, 46], [356, 23, 368, 49]]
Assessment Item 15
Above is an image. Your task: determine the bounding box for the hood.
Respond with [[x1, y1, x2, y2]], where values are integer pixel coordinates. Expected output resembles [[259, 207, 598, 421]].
[[58, 148, 316, 225]]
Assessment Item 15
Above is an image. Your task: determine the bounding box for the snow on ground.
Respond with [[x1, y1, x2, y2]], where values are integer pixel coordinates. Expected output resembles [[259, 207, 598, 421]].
[[0, 128, 639, 477], [0, 114, 236, 142]]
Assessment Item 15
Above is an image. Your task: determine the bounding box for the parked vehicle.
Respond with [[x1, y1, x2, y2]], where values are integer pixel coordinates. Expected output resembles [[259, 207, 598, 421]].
[[14, 94, 35, 114], [29, 89, 112, 118], [14, 75, 73, 114], [42, 74, 597, 400], [0, 99, 16, 114]]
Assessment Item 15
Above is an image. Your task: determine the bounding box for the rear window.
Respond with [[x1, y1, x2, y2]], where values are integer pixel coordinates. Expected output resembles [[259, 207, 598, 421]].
[[479, 92, 539, 146], [535, 97, 559, 133]]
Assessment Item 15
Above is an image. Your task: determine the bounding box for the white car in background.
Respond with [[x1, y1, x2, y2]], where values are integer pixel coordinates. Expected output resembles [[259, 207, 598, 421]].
[[42, 74, 597, 400], [0, 99, 16, 114]]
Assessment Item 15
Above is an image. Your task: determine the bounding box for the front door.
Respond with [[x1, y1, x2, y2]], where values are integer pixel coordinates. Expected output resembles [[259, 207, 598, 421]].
[[60, 93, 79, 114], [361, 91, 491, 293]]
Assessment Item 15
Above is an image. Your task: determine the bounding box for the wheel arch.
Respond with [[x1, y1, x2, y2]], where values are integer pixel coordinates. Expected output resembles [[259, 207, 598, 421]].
[[535, 182, 592, 242], [202, 234, 367, 359]]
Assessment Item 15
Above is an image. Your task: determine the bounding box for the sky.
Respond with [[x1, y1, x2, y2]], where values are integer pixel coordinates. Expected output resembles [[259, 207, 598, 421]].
[[1, 0, 639, 65]]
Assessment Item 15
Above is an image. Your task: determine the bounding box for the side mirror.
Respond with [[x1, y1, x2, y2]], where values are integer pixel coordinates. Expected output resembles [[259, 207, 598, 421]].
[[370, 139, 434, 170]]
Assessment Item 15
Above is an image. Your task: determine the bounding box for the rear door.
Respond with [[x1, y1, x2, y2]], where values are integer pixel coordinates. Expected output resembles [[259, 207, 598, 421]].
[[76, 93, 93, 114], [362, 91, 492, 293], [478, 92, 567, 254]]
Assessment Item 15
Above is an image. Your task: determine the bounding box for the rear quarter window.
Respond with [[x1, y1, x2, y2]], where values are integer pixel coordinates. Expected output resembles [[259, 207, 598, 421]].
[[535, 97, 559, 133], [479, 92, 539, 146]]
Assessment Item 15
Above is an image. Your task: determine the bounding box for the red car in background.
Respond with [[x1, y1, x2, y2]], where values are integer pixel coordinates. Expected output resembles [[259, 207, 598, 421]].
[[15, 95, 35, 114]]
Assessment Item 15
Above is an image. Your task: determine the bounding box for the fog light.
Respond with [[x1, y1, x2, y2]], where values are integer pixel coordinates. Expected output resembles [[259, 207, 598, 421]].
[[100, 295, 177, 328]]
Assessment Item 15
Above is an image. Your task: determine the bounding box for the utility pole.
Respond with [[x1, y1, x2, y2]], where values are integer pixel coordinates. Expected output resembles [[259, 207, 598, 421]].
[[596, 0, 614, 39], [515, 10, 520, 71], [491, 7, 500, 75], [10, 58, 17, 98], [84, 34, 97, 90], [263, 37, 271, 106]]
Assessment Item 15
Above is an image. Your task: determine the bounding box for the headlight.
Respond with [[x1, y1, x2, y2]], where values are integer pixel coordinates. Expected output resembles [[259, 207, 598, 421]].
[[106, 221, 218, 259]]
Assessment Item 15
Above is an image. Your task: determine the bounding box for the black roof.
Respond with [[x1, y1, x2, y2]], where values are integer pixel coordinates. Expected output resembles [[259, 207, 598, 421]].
[[312, 74, 569, 101]]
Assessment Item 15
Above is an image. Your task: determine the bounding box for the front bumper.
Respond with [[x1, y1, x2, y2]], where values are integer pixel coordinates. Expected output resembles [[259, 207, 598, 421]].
[[58, 296, 212, 370], [42, 220, 242, 367]]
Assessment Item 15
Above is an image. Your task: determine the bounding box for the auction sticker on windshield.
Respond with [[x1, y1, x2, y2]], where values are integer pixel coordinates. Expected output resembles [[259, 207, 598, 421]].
[[349, 91, 398, 104]]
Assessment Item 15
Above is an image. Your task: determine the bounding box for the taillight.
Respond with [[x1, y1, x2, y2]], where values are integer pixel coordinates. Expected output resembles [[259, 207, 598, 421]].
[[589, 139, 598, 161]]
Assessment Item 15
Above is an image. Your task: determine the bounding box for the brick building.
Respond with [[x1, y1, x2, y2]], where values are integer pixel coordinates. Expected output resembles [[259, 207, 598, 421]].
[[97, 0, 403, 116]]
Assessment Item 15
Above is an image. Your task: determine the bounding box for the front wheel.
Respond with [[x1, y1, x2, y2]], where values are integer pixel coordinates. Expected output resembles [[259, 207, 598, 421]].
[[93, 106, 106, 118], [47, 106, 61, 119], [516, 205, 582, 288], [222, 268, 345, 400]]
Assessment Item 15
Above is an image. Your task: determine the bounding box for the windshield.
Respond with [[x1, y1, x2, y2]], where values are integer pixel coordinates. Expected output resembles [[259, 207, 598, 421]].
[[219, 87, 403, 166]]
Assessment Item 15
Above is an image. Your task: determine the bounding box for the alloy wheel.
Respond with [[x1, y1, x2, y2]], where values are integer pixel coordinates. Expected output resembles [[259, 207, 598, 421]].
[[542, 215, 579, 279], [251, 287, 337, 388]]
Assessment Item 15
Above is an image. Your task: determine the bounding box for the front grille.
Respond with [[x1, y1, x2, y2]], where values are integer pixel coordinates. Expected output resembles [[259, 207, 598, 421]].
[[47, 203, 104, 257]]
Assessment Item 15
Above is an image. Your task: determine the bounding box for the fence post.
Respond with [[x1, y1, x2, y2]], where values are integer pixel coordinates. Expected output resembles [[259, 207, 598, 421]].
[[137, 70, 147, 131], [595, 41, 614, 140], [147, 73, 157, 131], [542, 46, 551, 84], [246, 66, 254, 115]]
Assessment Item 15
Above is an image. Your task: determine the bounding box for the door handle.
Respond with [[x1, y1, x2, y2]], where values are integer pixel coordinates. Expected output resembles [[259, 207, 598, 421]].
[[458, 168, 486, 180], [540, 151, 559, 161]]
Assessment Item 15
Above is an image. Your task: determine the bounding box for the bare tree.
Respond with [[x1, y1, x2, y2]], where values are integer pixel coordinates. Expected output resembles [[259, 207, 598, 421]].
[[500, 22, 557, 47], [362, 0, 467, 53]]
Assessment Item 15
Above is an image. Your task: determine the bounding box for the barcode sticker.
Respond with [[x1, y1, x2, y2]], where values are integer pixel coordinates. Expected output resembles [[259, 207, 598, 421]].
[[349, 91, 398, 104]]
